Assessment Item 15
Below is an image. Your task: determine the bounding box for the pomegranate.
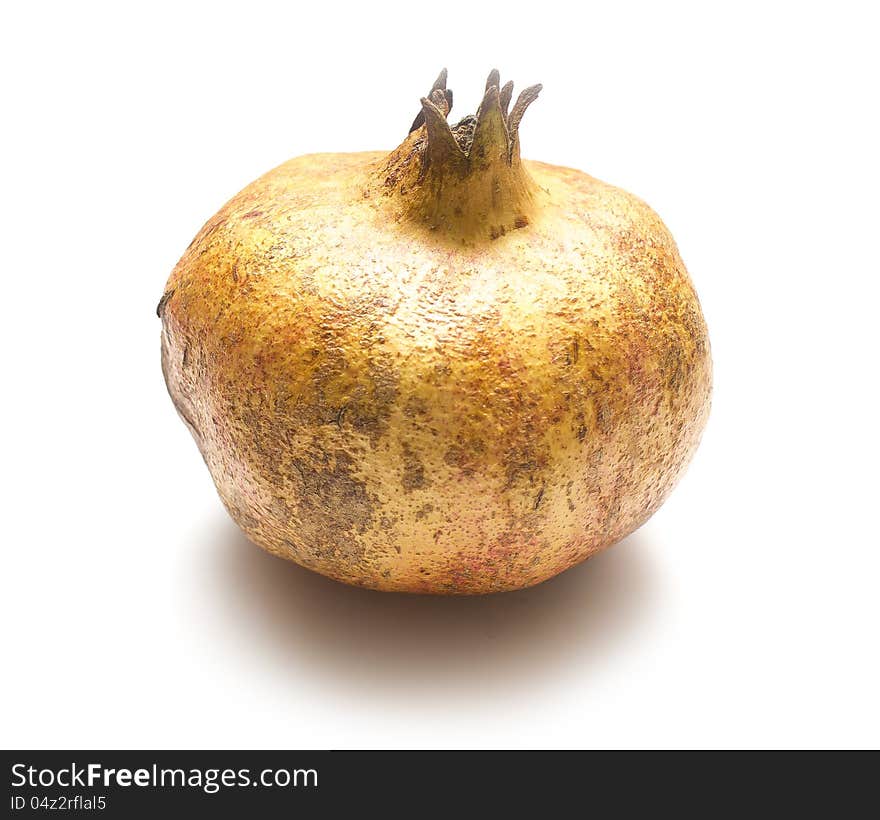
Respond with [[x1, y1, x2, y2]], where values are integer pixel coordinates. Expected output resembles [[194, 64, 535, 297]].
[[159, 69, 712, 594]]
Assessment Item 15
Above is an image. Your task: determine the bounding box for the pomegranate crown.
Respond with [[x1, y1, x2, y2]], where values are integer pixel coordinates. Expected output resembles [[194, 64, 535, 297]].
[[377, 68, 544, 240], [408, 68, 542, 167]]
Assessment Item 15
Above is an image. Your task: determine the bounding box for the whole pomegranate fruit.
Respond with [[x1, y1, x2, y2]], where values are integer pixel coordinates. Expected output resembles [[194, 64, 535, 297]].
[[159, 69, 711, 594]]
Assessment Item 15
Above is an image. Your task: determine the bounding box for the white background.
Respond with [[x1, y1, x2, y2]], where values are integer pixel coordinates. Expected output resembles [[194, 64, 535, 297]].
[[2, 1, 878, 749]]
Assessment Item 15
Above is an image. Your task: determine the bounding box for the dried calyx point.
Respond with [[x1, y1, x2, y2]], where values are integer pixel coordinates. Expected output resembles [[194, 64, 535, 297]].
[[407, 68, 541, 165], [378, 68, 544, 241]]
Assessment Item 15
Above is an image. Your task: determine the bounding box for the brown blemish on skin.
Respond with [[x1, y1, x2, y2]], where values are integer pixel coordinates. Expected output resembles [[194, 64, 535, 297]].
[[403, 396, 429, 417], [288, 448, 374, 562], [443, 438, 487, 478], [533, 483, 545, 510], [401, 442, 427, 492]]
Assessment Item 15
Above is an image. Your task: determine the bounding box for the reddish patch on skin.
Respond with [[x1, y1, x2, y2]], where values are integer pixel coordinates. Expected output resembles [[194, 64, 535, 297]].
[[241, 209, 264, 220], [448, 554, 498, 591], [496, 355, 514, 377], [441, 532, 551, 592], [487, 537, 523, 562]]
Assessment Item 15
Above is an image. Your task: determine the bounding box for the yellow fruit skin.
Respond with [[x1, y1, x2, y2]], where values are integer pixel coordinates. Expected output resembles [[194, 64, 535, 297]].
[[160, 151, 711, 593]]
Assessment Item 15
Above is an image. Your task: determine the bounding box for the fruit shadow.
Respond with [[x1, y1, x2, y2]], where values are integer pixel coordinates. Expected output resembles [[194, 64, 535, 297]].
[[204, 515, 661, 701]]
